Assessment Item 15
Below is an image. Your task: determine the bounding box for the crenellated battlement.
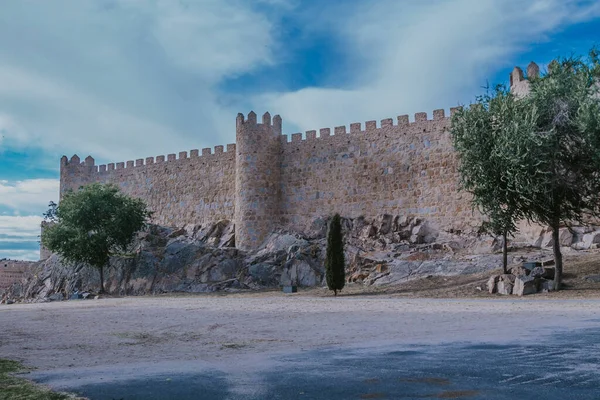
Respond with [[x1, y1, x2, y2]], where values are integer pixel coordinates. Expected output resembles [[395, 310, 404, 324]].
[[61, 144, 237, 176], [56, 65, 537, 252], [510, 61, 540, 97], [236, 111, 282, 136], [279, 107, 461, 145]]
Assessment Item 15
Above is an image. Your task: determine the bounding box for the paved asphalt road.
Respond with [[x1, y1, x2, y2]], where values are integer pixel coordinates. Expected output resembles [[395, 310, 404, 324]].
[[27, 325, 600, 400]]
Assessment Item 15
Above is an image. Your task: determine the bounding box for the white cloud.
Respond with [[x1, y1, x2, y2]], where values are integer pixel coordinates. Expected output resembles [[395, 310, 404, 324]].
[[0, 249, 40, 262], [0, 0, 289, 164], [0, 179, 59, 214], [0, 214, 47, 261], [151, 0, 275, 78], [0, 215, 43, 240], [253, 0, 600, 133]]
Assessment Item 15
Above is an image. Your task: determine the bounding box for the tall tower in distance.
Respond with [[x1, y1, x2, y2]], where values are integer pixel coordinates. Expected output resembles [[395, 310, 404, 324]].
[[234, 111, 282, 250]]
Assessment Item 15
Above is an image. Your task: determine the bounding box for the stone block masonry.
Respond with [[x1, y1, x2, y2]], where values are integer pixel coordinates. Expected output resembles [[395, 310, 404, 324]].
[[57, 63, 540, 253], [0, 260, 33, 289]]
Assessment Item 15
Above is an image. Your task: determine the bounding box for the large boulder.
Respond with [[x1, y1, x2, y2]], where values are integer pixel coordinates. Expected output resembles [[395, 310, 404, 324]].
[[280, 259, 323, 287], [575, 231, 600, 250], [249, 263, 280, 286]]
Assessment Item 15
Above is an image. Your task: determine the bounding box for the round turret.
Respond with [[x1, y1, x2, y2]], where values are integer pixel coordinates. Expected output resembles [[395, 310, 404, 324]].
[[234, 111, 282, 250]]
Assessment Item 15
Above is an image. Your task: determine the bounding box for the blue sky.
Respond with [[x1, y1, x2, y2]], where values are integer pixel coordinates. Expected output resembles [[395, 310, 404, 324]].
[[1, 0, 599, 261]]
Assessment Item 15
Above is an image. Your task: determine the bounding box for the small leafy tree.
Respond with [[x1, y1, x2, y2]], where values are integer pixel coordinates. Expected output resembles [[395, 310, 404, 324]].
[[41, 183, 150, 293], [451, 86, 527, 273], [325, 213, 345, 296]]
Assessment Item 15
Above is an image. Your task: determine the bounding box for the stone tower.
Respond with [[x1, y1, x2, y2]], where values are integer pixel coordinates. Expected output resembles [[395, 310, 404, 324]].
[[59, 154, 96, 199], [234, 111, 282, 250]]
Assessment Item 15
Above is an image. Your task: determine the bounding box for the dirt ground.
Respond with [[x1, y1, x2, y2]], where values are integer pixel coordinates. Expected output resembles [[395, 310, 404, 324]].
[[1, 250, 600, 375]]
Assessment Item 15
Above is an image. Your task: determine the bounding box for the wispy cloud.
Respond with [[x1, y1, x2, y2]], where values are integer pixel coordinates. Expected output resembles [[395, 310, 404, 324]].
[[0, 179, 59, 214], [0, 0, 290, 163], [0, 180, 58, 260], [0, 215, 43, 260], [253, 0, 600, 132]]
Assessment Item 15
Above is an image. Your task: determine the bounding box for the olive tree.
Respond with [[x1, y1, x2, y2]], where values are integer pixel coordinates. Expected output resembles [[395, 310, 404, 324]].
[[41, 183, 150, 293], [518, 52, 600, 290], [452, 49, 600, 290], [451, 86, 529, 273]]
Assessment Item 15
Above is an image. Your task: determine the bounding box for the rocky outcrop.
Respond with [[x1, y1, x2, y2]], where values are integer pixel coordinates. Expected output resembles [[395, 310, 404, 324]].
[[1, 214, 517, 303]]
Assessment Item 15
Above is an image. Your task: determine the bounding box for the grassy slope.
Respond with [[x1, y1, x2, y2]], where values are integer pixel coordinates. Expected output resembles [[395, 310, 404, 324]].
[[0, 359, 84, 400]]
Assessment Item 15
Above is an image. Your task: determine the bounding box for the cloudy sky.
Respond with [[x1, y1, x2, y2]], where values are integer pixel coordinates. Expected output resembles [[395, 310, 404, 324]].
[[1, 0, 599, 260]]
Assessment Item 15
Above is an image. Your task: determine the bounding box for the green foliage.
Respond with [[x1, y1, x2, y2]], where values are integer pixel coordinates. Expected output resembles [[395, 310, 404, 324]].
[[42, 201, 58, 222], [517, 51, 600, 290], [451, 48, 600, 289], [0, 358, 78, 400], [41, 183, 150, 292], [521, 53, 600, 227], [451, 85, 532, 272], [325, 213, 345, 296]]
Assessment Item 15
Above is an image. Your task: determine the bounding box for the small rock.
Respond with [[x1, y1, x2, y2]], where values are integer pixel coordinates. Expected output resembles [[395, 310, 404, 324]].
[[514, 275, 536, 296], [530, 267, 545, 278], [499, 274, 516, 283], [584, 274, 600, 283], [509, 266, 529, 277], [496, 281, 513, 295], [487, 275, 499, 294], [540, 279, 555, 292]]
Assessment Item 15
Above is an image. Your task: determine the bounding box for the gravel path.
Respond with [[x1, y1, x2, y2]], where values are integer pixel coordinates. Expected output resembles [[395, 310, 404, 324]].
[[2, 294, 600, 372]]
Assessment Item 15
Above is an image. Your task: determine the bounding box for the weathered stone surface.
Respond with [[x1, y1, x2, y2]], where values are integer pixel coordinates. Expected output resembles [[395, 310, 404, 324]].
[[48, 293, 64, 302], [496, 281, 513, 295], [0, 260, 34, 290], [530, 267, 545, 278], [579, 231, 600, 249], [2, 215, 514, 303], [509, 266, 529, 277], [377, 214, 394, 235], [584, 274, 600, 283], [514, 275, 536, 296], [487, 275, 499, 294], [280, 260, 323, 287], [539, 279, 555, 292], [499, 274, 516, 283]]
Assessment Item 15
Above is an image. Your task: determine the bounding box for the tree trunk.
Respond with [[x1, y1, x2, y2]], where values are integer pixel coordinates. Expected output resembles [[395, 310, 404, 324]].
[[334, 289, 337, 296], [99, 265, 105, 294], [551, 224, 563, 291], [502, 231, 508, 274]]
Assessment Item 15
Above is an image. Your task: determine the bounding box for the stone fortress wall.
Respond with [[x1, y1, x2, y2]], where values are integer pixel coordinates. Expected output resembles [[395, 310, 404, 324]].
[[0, 259, 33, 289], [58, 63, 540, 252]]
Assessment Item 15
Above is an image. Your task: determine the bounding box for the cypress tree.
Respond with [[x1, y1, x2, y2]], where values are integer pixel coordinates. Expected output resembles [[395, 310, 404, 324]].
[[326, 213, 345, 296]]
